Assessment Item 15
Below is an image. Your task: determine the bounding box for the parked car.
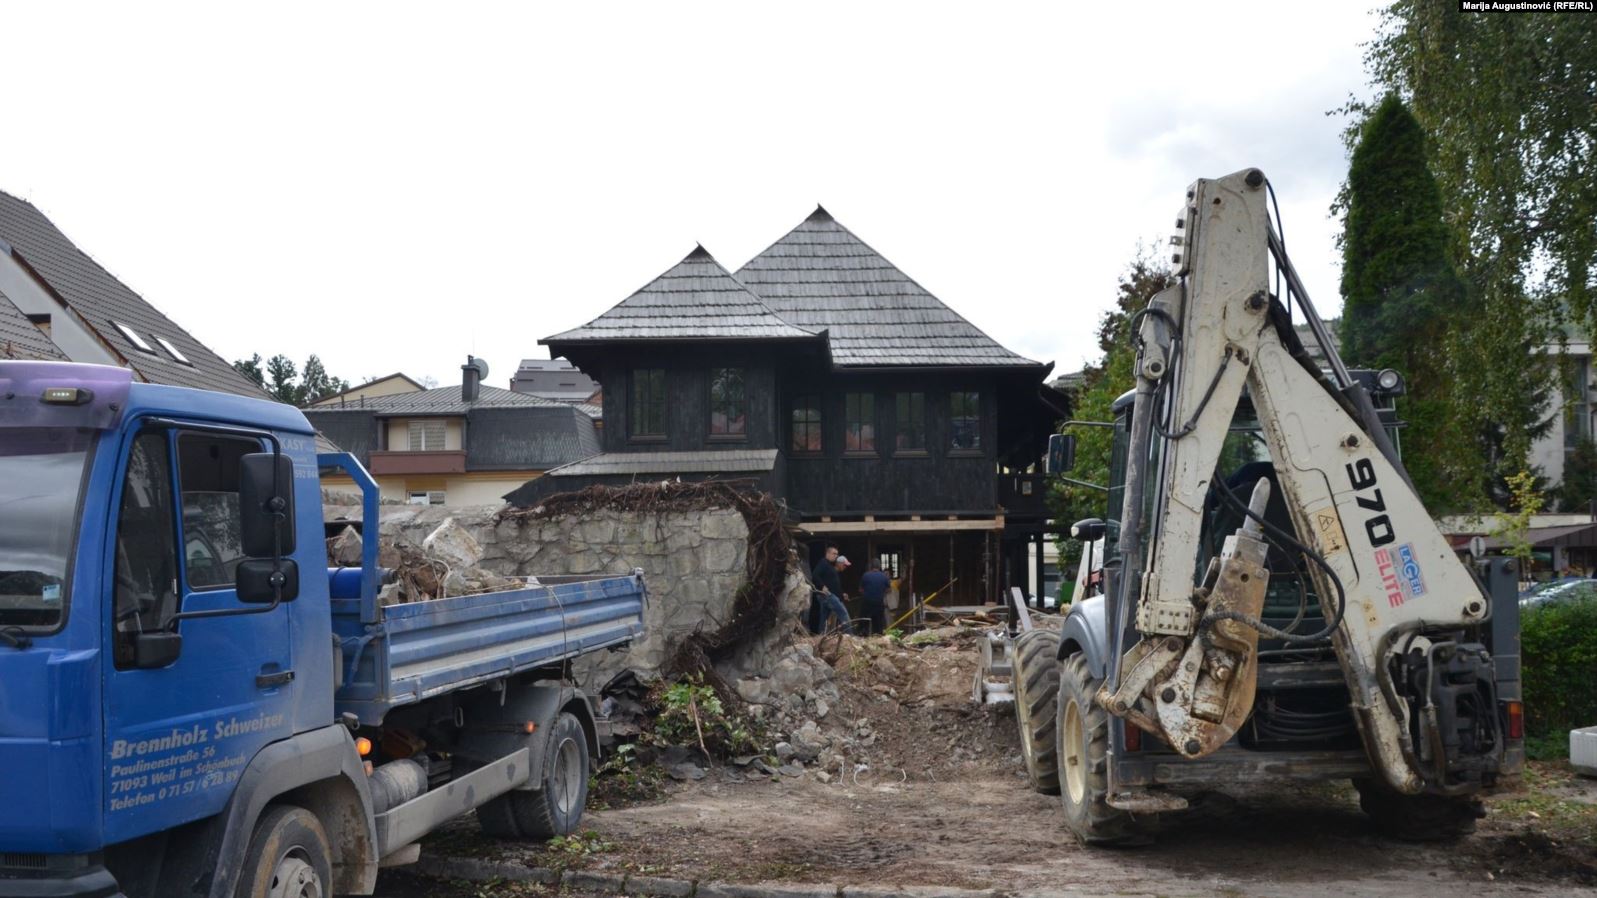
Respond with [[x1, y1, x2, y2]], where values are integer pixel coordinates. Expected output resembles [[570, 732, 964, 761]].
[[1519, 577, 1597, 609]]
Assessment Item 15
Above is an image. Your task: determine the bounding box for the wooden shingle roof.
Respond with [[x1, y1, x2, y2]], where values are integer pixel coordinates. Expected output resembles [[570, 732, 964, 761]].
[[0, 190, 266, 396], [544, 245, 819, 345], [736, 207, 1041, 368]]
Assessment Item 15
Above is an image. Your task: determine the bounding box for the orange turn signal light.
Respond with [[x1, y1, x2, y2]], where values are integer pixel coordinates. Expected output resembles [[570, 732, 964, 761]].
[[524, 721, 537, 734], [1505, 701, 1524, 740], [355, 736, 373, 757]]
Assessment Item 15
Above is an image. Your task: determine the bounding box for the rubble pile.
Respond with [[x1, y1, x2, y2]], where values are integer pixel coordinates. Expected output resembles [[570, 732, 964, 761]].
[[696, 627, 1016, 784], [324, 521, 525, 605]]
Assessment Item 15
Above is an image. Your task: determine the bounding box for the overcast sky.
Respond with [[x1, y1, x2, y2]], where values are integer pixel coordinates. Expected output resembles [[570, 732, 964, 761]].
[[0, 1, 1383, 388]]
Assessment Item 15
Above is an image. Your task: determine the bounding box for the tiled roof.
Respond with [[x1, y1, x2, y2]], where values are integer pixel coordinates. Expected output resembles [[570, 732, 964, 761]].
[[545, 246, 819, 344], [736, 207, 1041, 368], [306, 383, 564, 416], [0, 190, 266, 396], [546, 448, 778, 477], [0, 287, 68, 360], [465, 406, 602, 470]]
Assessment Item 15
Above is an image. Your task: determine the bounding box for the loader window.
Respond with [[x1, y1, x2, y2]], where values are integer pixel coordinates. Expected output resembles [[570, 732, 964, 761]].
[[113, 431, 179, 669]]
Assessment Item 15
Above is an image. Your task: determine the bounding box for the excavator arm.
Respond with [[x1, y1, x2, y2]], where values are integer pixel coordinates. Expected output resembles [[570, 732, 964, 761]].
[[1101, 169, 1505, 796]]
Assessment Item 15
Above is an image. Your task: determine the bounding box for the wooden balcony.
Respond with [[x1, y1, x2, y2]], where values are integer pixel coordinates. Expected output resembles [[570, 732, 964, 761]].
[[368, 449, 467, 476]]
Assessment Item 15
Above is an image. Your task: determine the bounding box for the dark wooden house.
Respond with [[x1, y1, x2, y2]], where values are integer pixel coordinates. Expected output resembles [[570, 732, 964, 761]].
[[510, 208, 1066, 607]]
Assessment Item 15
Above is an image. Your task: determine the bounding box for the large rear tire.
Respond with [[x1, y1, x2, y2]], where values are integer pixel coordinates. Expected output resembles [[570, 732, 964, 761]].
[[477, 712, 591, 841], [1013, 629, 1061, 794], [235, 805, 332, 898], [1353, 779, 1482, 841], [1057, 652, 1148, 846]]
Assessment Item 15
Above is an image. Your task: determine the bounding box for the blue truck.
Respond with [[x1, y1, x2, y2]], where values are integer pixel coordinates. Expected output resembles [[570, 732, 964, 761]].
[[0, 360, 648, 898]]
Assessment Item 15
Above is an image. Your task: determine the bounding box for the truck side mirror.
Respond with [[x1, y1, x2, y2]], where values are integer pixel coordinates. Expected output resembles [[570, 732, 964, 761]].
[[236, 558, 300, 604], [240, 453, 297, 557], [132, 631, 183, 669], [1048, 433, 1076, 474]]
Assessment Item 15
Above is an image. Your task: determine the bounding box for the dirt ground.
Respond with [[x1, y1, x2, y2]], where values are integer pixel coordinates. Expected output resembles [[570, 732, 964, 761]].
[[383, 630, 1597, 897]]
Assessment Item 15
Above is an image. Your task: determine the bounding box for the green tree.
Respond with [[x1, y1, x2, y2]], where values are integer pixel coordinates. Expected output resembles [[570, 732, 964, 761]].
[[233, 353, 265, 388], [232, 353, 351, 405], [1337, 95, 1481, 512], [1354, 4, 1592, 501], [1490, 469, 1545, 571], [1558, 437, 1597, 514], [1048, 250, 1176, 563]]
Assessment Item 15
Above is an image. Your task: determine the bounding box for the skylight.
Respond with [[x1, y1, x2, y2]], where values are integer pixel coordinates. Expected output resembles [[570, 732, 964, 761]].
[[111, 321, 155, 353], [154, 336, 191, 365]]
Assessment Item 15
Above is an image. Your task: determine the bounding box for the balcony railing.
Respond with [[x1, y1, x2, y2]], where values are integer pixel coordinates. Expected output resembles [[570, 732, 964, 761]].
[[368, 449, 467, 476]]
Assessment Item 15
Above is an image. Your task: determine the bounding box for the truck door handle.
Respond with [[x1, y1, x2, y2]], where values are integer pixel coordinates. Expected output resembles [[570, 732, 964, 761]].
[[256, 669, 295, 689]]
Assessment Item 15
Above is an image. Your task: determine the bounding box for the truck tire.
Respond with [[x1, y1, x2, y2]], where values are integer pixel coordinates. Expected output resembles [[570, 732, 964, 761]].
[[1013, 629, 1061, 794], [235, 804, 332, 898], [1353, 779, 1482, 841], [1056, 653, 1147, 846], [477, 712, 590, 841]]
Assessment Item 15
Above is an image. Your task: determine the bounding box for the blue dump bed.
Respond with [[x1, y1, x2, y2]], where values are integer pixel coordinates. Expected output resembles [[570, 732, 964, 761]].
[[330, 573, 646, 725]]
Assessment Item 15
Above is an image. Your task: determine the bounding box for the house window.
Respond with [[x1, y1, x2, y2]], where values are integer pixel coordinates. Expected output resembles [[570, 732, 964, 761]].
[[154, 336, 191, 365], [845, 393, 875, 453], [709, 368, 747, 437], [895, 392, 926, 453], [408, 420, 446, 451], [408, 491, 446, 506], [111, 321, 155, 353], [950, 391, 982, 451], [631, 368, 666, 438], [791, 396, 822, 453], [1565, 357, 1591, 451]]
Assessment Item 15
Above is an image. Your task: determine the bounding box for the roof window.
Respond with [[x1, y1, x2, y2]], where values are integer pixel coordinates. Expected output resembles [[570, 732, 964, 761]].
[[154, 336, 191, 365], [111, 321, 155, 353]]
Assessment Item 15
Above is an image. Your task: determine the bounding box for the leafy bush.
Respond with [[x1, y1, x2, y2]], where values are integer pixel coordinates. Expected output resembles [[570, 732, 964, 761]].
[[1520, 595, 1597, 758], [650, 676, 759, 758]]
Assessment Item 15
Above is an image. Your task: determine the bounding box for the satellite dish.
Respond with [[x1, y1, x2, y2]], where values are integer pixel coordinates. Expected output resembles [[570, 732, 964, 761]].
[[466, 356, 490, 382]]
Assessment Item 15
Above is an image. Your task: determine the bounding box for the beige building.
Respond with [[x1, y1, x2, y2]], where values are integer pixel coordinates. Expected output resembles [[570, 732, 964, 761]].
[[309, 372, 426, 408]]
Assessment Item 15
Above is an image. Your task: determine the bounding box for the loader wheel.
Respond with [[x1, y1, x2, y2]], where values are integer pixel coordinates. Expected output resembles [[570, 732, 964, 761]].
[[235, 805, 332, 898], [478, 712, 590, 841], [1353, 779, 1482, 841], [1057, 653, 1148, 846], [1013, 629, 1061, 794]]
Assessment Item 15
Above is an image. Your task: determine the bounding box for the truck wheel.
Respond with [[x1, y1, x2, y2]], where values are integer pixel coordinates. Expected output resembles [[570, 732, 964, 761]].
[[477, 712, 590, 841], [1353, 779, 1482, 841], [1057, 653, 1147, 846], [1013, 629, 1061, 794], [235, 805, 332, 898]]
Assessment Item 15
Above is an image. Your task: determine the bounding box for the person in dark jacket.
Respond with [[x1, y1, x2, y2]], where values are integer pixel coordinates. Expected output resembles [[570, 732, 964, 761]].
[[809, 545, 852, 634], [859, 559, 890, 636]]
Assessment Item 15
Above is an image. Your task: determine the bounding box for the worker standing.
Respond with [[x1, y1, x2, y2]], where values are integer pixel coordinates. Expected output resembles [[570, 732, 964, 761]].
[[859, 559, 890, 635], [810, 545, 852, 634]]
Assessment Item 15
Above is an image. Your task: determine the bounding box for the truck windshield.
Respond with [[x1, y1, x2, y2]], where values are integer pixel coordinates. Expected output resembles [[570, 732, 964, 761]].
[[0, 427, 93, 630]]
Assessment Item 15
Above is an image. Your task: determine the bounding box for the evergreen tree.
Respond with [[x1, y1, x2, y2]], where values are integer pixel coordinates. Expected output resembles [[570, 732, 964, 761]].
[[1337, 95, 1481, 512]]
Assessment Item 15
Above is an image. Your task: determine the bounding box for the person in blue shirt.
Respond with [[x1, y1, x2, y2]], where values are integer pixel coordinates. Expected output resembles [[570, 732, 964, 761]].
[[859, 559, 891, 636]]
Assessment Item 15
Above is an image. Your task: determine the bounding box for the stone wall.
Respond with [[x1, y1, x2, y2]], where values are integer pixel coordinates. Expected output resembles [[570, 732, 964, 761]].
[[375, 504, 811, 691]]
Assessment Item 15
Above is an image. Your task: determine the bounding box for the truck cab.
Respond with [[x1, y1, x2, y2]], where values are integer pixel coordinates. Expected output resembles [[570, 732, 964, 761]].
[[1, 360, 645, 897]]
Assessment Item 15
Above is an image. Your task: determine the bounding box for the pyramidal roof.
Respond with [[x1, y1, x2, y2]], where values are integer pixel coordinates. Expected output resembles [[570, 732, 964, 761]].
[[736, 206, 1041, 368], [544, 245, 819, 344]]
